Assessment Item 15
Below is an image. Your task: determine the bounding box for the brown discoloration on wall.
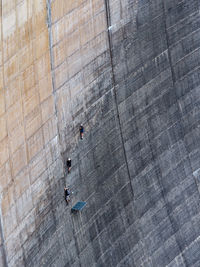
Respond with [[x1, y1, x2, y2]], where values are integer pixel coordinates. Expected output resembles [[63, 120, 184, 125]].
[[0, 0, 110, 264], [0, 0, 62, 265]]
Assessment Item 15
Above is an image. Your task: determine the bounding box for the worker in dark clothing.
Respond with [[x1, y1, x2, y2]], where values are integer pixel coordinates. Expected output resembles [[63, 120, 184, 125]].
[[80, 124, 84, 139], [64, 187, 70, 204], [66, 158, 71, 173]]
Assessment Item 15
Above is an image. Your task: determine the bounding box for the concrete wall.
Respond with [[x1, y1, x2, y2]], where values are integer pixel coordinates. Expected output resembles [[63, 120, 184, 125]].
[[0, 0, 63, 266], [0, 0, 200, 266]]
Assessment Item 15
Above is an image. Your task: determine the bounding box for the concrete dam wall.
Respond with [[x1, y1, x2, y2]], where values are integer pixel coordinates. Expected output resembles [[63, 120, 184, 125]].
[[0, 0, 200, 266]]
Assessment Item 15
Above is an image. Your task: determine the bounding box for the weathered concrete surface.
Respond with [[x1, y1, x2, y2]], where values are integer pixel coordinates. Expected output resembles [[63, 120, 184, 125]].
[[0, 1, 63, 266], [0, 0, 200, 266]]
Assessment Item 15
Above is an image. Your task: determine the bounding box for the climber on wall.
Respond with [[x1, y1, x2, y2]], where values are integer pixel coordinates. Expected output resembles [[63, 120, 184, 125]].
[[79, 124, 84, 139], [66, 158, 71, 173], [64, 187, 71, 204]]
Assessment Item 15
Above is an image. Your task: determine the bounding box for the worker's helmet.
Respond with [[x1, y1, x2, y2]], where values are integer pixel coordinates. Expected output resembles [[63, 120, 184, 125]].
[[80, 123, 83, 126], [68, 158, 71, 160]]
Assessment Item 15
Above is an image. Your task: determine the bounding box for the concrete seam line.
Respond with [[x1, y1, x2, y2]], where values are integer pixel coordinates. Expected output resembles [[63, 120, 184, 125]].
[[46, 0, 67, 180], [163, 0, 200, 203], [0, 196, 8, 267], [45, 0, 68, 261], [104, 0, 134, 199], [161, 1, 192, 265], [0, 1, 10, 266]]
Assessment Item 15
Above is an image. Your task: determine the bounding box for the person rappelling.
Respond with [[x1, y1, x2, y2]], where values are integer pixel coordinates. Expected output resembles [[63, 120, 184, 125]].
[[66, 158, 71, 173], [64, 187, 71, 204], [79, 124, 84, 139]]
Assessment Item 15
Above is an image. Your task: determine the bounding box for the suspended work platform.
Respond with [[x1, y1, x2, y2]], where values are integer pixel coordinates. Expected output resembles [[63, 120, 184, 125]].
[[71, 201, 86, 213]]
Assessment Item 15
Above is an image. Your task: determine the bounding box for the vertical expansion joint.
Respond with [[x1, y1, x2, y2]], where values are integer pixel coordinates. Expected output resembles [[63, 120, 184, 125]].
[[46, 0, 55, 90], [45, 1, 68, 261], [45, 0, 67, 182], [162, 0, 200, 200], [162, 1, 176, 87], [0, 196, 8, 267], [160, 2, 191, 265], [104, 0, 134, 198], [0, 1, 9, 266]]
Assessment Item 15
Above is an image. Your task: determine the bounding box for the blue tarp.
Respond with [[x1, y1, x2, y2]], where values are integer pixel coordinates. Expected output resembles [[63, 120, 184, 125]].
[[71, 201, 86, 212]]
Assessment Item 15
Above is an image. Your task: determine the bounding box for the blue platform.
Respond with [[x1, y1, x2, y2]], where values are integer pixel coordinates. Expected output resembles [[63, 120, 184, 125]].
[[71, 201, 86, 213]]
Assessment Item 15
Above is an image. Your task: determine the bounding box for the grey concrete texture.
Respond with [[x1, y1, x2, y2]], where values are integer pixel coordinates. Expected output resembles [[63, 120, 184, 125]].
[[2, 0, 200, 266], [52, 0, 200, 266]]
